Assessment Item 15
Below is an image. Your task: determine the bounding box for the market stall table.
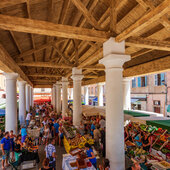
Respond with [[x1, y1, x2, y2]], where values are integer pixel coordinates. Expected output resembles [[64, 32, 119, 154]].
[[62, 154, 96, 170]]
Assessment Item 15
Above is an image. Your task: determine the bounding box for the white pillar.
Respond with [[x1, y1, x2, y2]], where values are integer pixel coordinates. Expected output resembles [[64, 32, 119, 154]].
[[71, 68, 84, 126], [32, 88, 34, 107], [62, 77, 69, 117], [4, 73, 18, 134], [19, 81, 26, 125], [84, 86, 89, 105], [26, 84, 30, 112], [99, 38, 130, 170], [29, 87, 32, 108], [52, 85, 56, 109], [123, 78, 132, 110], [98, 84, 104, 106], [56, 82, 61, 113], [70, 88, 73, 100]]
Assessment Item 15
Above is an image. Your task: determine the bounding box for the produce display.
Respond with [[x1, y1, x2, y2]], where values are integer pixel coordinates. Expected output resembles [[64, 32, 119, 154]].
[[63, 125, 94, 153], [125, 122, 170, 169]]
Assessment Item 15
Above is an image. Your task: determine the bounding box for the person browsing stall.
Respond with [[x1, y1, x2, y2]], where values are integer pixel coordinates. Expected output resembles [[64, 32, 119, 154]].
[[45, 138, 56, 169], [85, 143, 97, 168], [1, 131, 11, 170]]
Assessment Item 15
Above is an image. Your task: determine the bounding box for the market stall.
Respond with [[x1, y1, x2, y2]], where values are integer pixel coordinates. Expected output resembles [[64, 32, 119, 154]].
[[62, 153, 96, 170], [125, 122, 170, 169], [63, 123, 94, 153]]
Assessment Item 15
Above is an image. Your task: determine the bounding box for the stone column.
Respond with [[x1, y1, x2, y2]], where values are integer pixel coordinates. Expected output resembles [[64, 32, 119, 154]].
[[123, 78, 132, 110], [32, 88, 34, 107], [56, 82, 61, 113], [29, 87, 33, 108], [52, 85, 56, 109], [99, 38, 130, 170], [4, 73, 18, 134], [62, 77, 69, 117], [98, 84, 104, 106], [26, 84, 30, 112], [84, 86, 89, 105], [19, 81, 26, 125], [71, 68, 84, 126], [70, 88, 73, 100]]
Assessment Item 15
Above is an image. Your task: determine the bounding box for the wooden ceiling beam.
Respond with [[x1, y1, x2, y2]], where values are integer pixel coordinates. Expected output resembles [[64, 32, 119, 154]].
[[123, 55, 170, 77], [0, 14, 109, 42], [71, 0, 103, 30], [18, 62, 72, 69], [16, 43, 51, 59], [28, 74, 61, 78], [136, 0, 170, 30], [17, 61, 104, 70], [116, 0, 170, 42], [126, 37, 170, 51], [33, 84, 53, 88], [0, 0, 27, 8], [52, 44, 73, 65], [0, 44, 32, 86], [110, 0, 117, 33]]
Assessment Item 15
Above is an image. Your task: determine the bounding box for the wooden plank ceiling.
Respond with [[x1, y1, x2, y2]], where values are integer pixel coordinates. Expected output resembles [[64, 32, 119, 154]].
[[0, 0, 170, 87]]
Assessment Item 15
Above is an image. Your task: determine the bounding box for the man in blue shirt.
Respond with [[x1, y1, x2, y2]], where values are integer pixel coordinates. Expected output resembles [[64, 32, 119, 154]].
[[1, 131, 10, 169]]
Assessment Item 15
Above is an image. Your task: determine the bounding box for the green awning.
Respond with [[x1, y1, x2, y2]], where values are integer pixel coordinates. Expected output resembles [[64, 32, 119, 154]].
[[146, 120, 170, 132], [124, 110, 150, 117], [167, 105, 170, 113]]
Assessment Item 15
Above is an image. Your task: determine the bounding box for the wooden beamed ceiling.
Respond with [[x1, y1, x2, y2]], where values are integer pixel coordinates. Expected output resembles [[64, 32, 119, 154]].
[[0, 0, 169, 87]]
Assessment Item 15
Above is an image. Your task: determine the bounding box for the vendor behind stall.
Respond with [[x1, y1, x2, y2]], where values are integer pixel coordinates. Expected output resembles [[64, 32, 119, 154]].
[[85, 143, 97, 168]]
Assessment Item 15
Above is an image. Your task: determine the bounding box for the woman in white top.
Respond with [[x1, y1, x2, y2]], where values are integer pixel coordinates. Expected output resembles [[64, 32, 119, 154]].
[[43, 125, 50, 144]]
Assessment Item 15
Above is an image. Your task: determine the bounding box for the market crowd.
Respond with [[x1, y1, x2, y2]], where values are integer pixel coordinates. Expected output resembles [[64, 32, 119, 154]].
[[0, 102, 111, 170]]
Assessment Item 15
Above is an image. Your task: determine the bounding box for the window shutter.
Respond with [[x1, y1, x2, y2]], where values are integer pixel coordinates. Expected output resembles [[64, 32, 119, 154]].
[[134, 78, 136, 88], [155, 74, 158, 86], [161, 73, 165, 85], [138, 77, 141, 87], [145, 76, 147, 86]]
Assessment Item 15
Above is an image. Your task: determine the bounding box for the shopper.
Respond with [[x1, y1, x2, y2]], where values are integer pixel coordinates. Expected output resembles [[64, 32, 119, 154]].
[[99, 117, 105, 129], [85, 143, 97, 168], [1, 131, 11, 170], [79, 121, 85, 136], [20, 125, 27, 143], [99, 158, 110, 170], [53, 119, 59, 145], [9, 130, 16, 161], [40, 158, 53, 170], [39, 123, 44, 145], [59, 123, 64, 147], [26, 112, 32, 127], [48, 119, 54, 138], [43, 124, 50, 144], [90, 121, 96, 138], [45, 138, 56, 169], [100, 127, 106, 157], [93, 124, 101, 151], [14, 134, 22, 161]]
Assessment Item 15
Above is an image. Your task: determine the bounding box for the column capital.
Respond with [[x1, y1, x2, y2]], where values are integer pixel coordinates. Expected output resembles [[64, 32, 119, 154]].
[[123, 77, 133, 82], [71, 67, 84, 81], [19, 81, 26, 86], [55, 81, 61, 86], [99, 37, 130, 68], [62, 77, 69, 85], [3, 72, 18, 80]]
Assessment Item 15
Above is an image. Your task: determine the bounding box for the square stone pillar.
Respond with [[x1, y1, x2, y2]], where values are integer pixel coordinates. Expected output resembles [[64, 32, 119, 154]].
[[99, 37, 130, 170]]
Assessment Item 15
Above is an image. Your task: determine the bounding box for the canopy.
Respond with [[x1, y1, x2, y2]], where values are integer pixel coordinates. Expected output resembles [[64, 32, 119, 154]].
[[82, 106, 105, 117]]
